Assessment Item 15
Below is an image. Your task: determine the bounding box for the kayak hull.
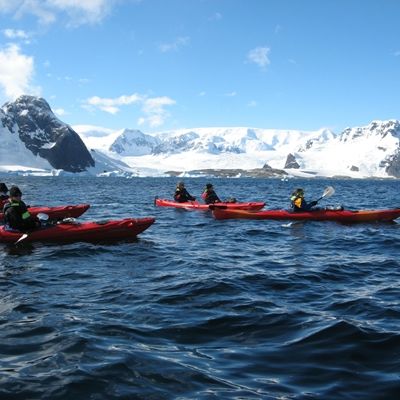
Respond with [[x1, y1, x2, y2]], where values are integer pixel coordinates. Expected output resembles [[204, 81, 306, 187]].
[[212, 208, 400, 223], [0, 217, 155, 243], [155, 198, 265, 211], [0, 204, 90, 222]]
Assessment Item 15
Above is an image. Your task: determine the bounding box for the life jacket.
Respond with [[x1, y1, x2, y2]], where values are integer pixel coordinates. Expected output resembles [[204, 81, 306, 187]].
[[290, 195, 304, 210], [3, 200, 33, 230], [202, 189, 220, 204], [174, 187, 194, 202], [5, 201, 31, 219]]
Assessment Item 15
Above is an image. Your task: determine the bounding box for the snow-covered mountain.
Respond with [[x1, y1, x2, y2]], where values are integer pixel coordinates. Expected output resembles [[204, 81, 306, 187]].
[[1, 95, 400, 178], [0, 96, 94, 173], [110, 129, 159, 156], [291, 120, 400, 178], [73, 122, 400, 178]]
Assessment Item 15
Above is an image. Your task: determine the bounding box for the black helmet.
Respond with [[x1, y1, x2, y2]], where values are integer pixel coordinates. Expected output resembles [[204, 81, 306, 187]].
[[206, 183, 213, 189], [294, 188, 304, 196], [9, 186, 22, 197], [0, 183, 8, 193]]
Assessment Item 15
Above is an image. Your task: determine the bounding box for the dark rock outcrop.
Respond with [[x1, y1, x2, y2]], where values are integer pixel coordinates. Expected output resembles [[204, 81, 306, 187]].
[[1, 95, 94, 172], [385, 150, 400, 178], [284, 153, 300, 169]]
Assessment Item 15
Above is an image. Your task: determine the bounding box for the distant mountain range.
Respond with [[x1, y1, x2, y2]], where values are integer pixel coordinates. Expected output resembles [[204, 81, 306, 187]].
[[1, 95, 399, 178]]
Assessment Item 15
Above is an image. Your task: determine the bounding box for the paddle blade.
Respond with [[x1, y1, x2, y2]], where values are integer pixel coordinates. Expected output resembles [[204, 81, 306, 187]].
[[322, 186, 335, 199], [15, 233, 28, 244], [37, 213, 49, 221]]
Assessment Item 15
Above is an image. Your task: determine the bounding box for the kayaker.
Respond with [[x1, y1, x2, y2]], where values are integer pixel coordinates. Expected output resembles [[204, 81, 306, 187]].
[[0, 182, 9, 208], [290, 188, 318, 212], [3, 186, 41, 231], [201, 183, 222, 204], [174, 181, 196, 203]]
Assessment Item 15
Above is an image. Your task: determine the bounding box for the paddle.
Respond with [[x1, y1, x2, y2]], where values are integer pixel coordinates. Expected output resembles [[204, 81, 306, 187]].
[[14, 233, 28, 245], [37, 213, 49, 222], [315, 186, 335, 203]]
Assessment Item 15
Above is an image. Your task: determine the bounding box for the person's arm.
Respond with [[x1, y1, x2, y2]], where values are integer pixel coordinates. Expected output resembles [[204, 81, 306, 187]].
[[5, 206, 23, 230], [185, 189, 196, 201], [174, 189, 181, 201]]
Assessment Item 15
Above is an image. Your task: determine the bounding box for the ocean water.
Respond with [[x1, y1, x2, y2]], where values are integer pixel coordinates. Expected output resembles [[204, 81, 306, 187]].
[[0, 176, 399, 399]]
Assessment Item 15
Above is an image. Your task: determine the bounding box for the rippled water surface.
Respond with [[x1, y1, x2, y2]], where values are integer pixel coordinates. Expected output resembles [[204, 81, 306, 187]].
[[0, 176, 399, 399]]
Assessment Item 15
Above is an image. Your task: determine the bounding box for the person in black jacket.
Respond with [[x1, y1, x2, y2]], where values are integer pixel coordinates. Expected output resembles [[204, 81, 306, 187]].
[[201, 183, 222, 204], [174, 182, 196, 203], [3, 186, 40, 231], [290, 188, 318, 212]]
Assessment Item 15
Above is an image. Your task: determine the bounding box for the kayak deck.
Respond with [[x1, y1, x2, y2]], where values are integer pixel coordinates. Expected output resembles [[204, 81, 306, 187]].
[[0, 217, 155, 243], [155, 198, 265, 211], [212, 207, 400, 223], [0, 204, 90, 222]]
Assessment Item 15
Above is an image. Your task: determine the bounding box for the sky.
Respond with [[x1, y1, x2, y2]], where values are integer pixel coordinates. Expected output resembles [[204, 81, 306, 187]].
[[0, 0, 400, 134]]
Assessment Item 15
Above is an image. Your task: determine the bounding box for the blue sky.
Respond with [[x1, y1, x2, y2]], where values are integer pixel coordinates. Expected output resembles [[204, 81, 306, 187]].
[[0, 0, 400, 133]]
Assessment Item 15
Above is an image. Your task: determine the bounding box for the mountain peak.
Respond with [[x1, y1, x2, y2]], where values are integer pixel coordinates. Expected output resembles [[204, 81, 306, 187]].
[[1, 95, 94, 172], [109, 128, 159, 155], [341, 119, 400, 142]]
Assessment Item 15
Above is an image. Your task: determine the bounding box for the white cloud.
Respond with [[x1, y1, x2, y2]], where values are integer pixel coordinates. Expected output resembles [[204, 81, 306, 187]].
[[2, 28, 30, 40], [50, 0, 114, 26], [13, 1, 57, 25], [247, 46, 271, 69], [0, 1, 19, 13], [0, 0, 118, 26], [0, 44, 40, 100], [225, 91, 237, 97], [78, 77, 90, 84], [54, 108, 66, 116], [84, 93, 176, 128], [85, 94, 142, 114], [140, 96, 176, 127], [159, 36, 190, 53]]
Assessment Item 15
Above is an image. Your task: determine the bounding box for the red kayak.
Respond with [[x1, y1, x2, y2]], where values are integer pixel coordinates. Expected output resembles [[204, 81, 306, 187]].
[[212, 207, 400, 223], [0, 217, 155, 243], [0, 204, 90, 223], [155, 198, 265, 211]]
